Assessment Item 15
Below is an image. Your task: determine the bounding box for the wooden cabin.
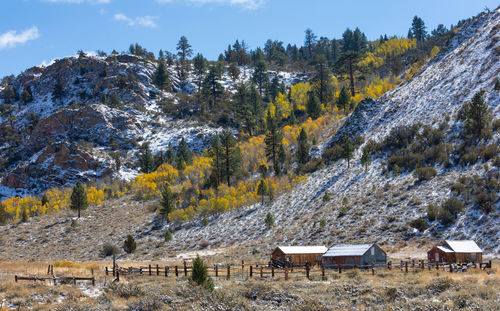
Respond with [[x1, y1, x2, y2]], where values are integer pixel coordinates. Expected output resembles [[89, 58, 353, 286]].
[[428, 240, 483, 263], [322, 243, 387, 267], [271, 246, 327, 265]]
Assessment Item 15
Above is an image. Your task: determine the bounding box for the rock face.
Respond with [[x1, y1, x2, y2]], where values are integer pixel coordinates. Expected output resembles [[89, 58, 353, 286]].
[[0, 53, 305, 198]]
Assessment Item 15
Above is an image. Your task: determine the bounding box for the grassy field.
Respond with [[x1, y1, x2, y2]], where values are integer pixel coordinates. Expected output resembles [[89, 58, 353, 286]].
[[0, 260, 498, 310]]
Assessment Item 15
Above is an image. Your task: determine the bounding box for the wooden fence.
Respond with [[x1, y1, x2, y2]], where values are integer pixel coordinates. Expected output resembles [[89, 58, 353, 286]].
[[105, 259, 492, 282]]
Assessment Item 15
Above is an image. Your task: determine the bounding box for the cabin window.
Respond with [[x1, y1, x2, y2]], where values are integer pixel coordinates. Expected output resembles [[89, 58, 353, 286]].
[[435, 253, 439, 261], [371, 247, 374, 256]]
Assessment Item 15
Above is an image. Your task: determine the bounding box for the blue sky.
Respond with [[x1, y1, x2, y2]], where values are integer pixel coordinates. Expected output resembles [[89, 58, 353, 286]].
[[1, 0, 498, 78]]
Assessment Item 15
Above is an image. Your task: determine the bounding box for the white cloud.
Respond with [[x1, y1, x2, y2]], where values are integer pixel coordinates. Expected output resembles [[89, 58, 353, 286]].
[[156, 0, 264, 10], [114, 13, 159, 28], [42, 0, 111, 3], [0, 26, 40, 50]]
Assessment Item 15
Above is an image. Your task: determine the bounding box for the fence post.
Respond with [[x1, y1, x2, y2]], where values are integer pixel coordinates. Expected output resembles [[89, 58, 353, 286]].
[[400, 261, 403, 271], [140, 267, 143, 275], [306, 263, 310, 280], [242, 260, 244, 273], [412, 260, 415, 268], [175, 266, 178, 277], [449, 263, 453, 273], [321, 264, 326, 281], [489, 260, 492, 269], [165, 266, 168, 277], [105, 267, 108, 276], [92, 277, 95, 286], [338, 264, 342, 274], [47, 265, 51, 274], [116, 271, 120, 282], [435, 261, 439, 270], [91, 268, 94, 276], [249, 265, 253, 278], [285, 267, 289, 281], [215, 265, 218, 278], [272, 266, 275, 278], [372, 263, 375, 275], [149, 265, 152, 276], [405, 261, 408, 273], [15, 275, 18, 283], [184, 261, 188, 277], [260, 267, 263, 278], [156, 264, 159, 276], [227, 264, 230, 280]]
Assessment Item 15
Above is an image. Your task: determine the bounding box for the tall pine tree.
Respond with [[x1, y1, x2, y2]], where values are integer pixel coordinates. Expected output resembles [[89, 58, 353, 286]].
[[159, 184, 175, 223], [296, 127, 310, 164], [265, 111, 283, 175], [70, 182, 88, 219]]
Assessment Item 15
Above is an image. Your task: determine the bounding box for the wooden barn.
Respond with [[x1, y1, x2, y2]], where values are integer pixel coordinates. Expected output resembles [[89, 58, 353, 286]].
[[428, 240, 483, 263], [271, 246, 327, 266], [322, 243, 386, 267]]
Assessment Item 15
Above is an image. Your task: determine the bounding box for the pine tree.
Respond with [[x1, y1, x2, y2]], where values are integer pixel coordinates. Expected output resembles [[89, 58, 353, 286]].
[[304, 28, 317, 59], [193, 53, 207, 93], [313, 54, 332, 104], [297, 127, 310, 164], [228, 62, 240, 81], [159, 184, 175, 223], [337, 52, 360, 97], [41, 193, 49, 207], [361, 148, 371, 172], [123, 235, 137, 254], [52, 78, 64, 104], [202, 64, 224, 108], [108, 93, 123, 109], [410, 16, 427, 44], [140, 144, 155, 173], [257, 179, 267, 205], [0, 203, 6, 225], [220, 130, 243, 186], [190, 255, 214, 291], [165, 142, 175, 165], [342, 137, 354, 169], [269, 74, 280, 102], [21, 86, 33, 105], [153, 59, 170, 90], [70, 181, 88, 218], [337, 86, 350, 114], [464, 91, 492, 141], [176, 36, 193, 88], [176, 138, 193, 170], [209, 135, 223, 187], [264, 212, 274, 228], [252, 60, 269, 97], [265, 111, 283, 175], [306, 91, 322, 119], [278, 143, 286, 173]]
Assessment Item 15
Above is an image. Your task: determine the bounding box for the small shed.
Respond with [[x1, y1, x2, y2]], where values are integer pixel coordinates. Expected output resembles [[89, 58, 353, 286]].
[[271, 246, 327, 266], [428, 240, 483, 263], [322, 243, 386, 267]]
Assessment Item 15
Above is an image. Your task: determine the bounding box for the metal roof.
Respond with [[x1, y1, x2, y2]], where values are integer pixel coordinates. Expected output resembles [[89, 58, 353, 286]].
[[323, 244, 375, 257], [436, 246, 454, 253], [276, 246, 328, 254], [445, 240, 482, 253]]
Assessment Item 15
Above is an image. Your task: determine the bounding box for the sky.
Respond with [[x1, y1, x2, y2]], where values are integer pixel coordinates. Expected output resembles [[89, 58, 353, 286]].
[[0, 0, 498, 78]]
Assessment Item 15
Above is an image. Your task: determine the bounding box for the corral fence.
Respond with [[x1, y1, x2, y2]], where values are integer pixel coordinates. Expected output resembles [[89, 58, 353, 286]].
[[104, 259, 493, 282]]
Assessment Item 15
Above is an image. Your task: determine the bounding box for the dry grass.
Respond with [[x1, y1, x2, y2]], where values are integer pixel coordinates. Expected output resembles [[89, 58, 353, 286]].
[[0, 261, 498, 310]]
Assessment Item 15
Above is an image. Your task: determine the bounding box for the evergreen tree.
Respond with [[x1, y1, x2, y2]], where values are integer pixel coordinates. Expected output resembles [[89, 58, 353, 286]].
[[0, 203, 6, 225], [41, 193, 49, 207], [209, 135, 224, 187], [2, 86, 15, 105], [264, 212, 274, 228], [313, 54, 332, 104], [190, 255, 214, 291], [252, 60, 269, 97], [52, 78, 65, 103], [337, 86, 350, 114], [304, 28, 317, 59], [219, 130, 243, 186], [306, 91, 322, 119], [193, 53, 207, 91], [410, 16, 427, 44], [176, 36, 193, 88], [108, 93, 123, 109], [264, 111, 283, 175], [228, 62, 240, 81], [159, 184, 175, 223], [70, 181, 88, 218], [361, 147, 371, 172], [337, 52, 360, 97], [21, 86, 33, 105], [257, 179, 267, 205], [277, 143, 286, 173], [268, 74, 280, 101], [342, 137, 354, 169], [123, 235, 137, 253], [165, 142, 175, 164], [463, 91, 492, 141], [297, 127, 310, 164], [153, 59, 170, 90], [175, 138, 193, 170], [140, 143, 155, 173], [202, 64, 224, 108]]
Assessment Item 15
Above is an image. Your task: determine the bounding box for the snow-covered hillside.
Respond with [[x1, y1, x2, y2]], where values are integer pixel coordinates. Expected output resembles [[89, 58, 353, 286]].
[[0, 54, 307, 200], [163, 9, 500, 255]]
